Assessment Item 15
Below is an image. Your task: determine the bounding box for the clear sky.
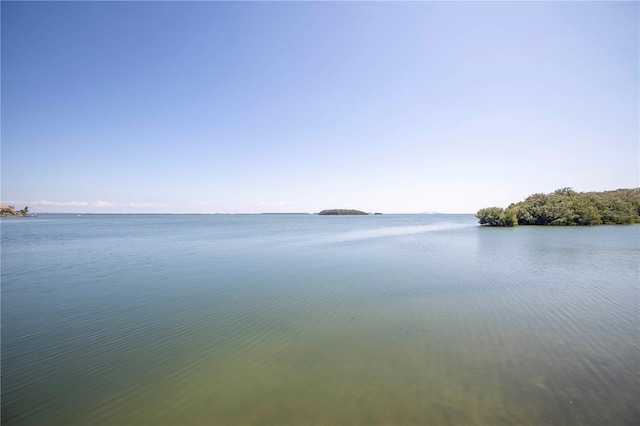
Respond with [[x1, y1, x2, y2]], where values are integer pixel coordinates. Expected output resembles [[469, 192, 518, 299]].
[[2, 1, 638, 214]]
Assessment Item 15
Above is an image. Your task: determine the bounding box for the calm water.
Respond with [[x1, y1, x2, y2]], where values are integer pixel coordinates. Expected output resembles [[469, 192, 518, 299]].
[[2, 214, 638, 425]]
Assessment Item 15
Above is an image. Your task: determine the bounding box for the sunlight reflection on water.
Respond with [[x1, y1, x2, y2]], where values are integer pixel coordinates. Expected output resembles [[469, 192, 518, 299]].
[[323, 223, 474, 242]]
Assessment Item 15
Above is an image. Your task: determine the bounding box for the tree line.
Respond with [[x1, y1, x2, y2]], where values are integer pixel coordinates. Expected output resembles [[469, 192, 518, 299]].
[[477, 188, 640, 226], [318, 209, 369, 215], [0, 206, 30, 217]]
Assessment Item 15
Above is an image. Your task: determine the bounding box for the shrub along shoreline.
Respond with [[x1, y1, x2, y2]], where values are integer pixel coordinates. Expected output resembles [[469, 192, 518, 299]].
[[477, 188, 640, 227]]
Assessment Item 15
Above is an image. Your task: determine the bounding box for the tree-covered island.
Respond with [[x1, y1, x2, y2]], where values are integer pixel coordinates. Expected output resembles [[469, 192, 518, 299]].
[[477, 188, 640, 226], [0, 206, 31, 217], [318, 209, 369, 215]]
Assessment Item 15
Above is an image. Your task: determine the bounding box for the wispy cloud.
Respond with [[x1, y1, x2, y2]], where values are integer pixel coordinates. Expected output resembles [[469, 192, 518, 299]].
[[2, 200, 115, 207], [31, 200, 91, 207], [126, 202, 177, 208], [257, 201, 297, 206], [2, 200, 194, 211]]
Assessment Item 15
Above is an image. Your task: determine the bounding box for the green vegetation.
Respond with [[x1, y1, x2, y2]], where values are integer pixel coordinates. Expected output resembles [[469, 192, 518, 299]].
[[477, 188, 640, 227], [0, 206, 31, 217], [318, 209, 369, 215]]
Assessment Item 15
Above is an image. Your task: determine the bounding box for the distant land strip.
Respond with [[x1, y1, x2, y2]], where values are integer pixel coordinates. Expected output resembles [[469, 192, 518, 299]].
[[477, 188, 640, 227], [318, 209, 369, 215], [0, 205, 32, 217]]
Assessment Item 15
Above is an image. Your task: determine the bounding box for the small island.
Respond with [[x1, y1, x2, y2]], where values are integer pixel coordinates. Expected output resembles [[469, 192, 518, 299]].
[[318, 209, 369, 215], [0, 206, 32, 217], [477, 188, 640, 227]]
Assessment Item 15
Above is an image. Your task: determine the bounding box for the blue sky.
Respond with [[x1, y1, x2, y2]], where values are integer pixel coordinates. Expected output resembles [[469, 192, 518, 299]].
[[2, 1, 638, 213]]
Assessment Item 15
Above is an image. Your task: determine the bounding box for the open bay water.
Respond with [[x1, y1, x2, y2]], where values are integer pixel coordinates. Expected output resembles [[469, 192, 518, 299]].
[[1, 214, 638, 425]]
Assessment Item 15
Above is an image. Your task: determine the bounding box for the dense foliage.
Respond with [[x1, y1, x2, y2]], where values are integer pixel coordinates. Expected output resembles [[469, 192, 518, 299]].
[[0, 206, 30, 217], [318, 209, 369, 215], [477, 188, 640, 226]]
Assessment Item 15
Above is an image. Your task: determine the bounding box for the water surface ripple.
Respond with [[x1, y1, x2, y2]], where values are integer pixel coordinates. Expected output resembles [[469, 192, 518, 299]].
[[2, 214, 638, 425]]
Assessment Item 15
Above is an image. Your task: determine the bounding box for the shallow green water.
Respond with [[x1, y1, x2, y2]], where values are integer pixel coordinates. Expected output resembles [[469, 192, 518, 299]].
[[2, 214, 638, 425]]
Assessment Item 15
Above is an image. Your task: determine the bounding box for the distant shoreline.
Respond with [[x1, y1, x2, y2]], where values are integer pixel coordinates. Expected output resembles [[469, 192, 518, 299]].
[[0, 206, 33, 217]]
